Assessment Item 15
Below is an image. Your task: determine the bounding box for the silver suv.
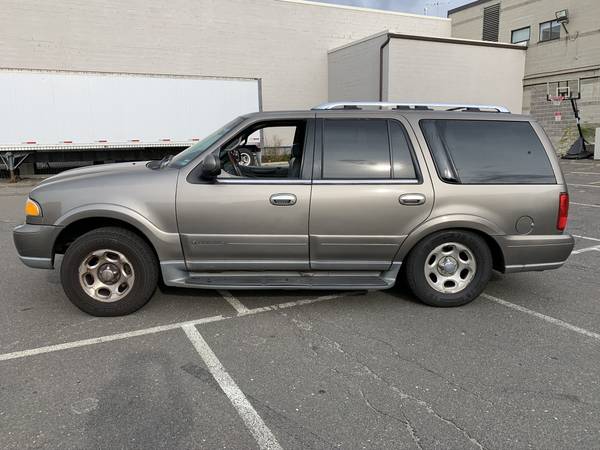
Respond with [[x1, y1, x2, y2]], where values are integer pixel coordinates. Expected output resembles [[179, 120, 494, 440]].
[[13, 102, 574, 316]]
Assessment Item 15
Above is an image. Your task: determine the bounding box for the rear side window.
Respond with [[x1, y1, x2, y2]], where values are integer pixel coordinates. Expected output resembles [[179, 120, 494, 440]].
[[322, 119, 418, 180], [420, 120, 555, 184]]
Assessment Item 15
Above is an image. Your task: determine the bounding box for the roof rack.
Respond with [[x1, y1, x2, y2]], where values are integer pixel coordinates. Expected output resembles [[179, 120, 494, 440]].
[[312, 102, 510, 113]]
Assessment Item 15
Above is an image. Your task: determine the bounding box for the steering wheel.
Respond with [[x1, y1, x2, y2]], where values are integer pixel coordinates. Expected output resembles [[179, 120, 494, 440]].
[[227, 149, 243, 177]]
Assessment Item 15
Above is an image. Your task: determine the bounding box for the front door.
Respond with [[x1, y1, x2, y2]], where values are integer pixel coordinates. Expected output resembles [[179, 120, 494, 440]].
[[177, 117, 314, 271], [309, 114, 434, 270]]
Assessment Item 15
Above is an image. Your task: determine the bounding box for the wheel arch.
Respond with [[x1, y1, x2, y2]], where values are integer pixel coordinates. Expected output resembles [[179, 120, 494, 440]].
[[396, 216, 506, 272], [53, 205, 183, 263]]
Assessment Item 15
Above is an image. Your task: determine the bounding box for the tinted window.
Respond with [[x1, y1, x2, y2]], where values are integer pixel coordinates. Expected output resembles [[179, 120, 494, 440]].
[[389, 121, 417, 180], [420, 120, 555, 184], [323, 119, 391, 179]]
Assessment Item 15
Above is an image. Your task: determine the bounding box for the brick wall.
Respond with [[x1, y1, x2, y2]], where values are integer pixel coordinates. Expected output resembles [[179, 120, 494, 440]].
[[525, 80, 600, 154]]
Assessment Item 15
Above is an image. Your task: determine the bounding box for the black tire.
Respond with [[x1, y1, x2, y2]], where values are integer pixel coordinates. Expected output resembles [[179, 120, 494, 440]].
[[60, 227, 159, 316], [405, 230, 492, 307]]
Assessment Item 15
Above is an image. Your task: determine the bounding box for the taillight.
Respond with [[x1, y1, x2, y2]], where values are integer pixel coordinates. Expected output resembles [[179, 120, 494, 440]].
[[557, 192, 569, 231]]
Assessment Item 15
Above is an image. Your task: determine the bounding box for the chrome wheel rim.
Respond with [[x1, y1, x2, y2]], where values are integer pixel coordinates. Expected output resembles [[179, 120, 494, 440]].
[[78, 249, 135, 302], [424, 242, 476, 294], [238, 152, 252, 166]]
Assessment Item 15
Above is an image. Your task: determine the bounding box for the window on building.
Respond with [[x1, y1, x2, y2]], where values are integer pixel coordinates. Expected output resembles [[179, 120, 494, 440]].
[[539, 20, 561, 42], [511, 26, 530, 44], [322, 119, 418, 180], [482, 3, 500, 42]]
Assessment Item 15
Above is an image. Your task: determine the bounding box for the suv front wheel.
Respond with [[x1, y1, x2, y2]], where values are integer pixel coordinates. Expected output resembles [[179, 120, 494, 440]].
[[60, 227, 159, 316], [405, 230, 492, 307]]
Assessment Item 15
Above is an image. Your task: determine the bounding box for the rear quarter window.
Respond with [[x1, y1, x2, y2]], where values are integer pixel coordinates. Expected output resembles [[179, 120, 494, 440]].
[[420, 119, 556, 184]]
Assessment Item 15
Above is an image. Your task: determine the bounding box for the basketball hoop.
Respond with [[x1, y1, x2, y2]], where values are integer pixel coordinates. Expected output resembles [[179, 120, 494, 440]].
[[549, 95, 565, 107]]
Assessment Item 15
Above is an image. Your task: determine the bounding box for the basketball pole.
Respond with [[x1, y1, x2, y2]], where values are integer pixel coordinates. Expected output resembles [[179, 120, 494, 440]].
[[570, 97, 587, 153]]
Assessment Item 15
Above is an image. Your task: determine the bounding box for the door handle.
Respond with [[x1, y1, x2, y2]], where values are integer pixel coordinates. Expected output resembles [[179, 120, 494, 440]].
[[270, 193, 297, 206], [399, 193, 426, 206]]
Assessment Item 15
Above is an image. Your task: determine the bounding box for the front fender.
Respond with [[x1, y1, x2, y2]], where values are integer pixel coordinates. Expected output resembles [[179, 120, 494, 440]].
[[394, 214, 504, 262], [55, 203, 183, 261]]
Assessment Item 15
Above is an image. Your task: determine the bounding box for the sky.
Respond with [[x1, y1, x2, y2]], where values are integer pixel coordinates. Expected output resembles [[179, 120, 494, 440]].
[[315, 0, 474, 17]]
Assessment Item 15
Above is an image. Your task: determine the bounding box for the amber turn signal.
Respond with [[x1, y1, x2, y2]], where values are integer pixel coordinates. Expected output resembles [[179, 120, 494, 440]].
[[24, 198, 42, 217]]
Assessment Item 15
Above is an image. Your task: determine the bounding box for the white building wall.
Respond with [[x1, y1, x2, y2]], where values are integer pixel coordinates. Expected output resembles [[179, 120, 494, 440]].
[[0, 0, 450, 112], [387, 38, 526, 113], [327, 33, 389, 102]]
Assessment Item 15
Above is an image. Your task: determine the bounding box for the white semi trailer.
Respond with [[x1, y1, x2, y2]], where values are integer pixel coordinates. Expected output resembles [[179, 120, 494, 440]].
[[0, 69, 261, 180]]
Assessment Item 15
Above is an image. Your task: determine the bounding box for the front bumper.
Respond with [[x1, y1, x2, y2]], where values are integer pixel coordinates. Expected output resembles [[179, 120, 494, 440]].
[[13, 223, 62, 269], [497, 233, 575, 273]]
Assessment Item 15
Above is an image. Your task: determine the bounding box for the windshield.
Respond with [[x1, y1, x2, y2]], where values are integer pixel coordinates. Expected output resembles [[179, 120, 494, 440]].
[[169, 117, 245, 168]]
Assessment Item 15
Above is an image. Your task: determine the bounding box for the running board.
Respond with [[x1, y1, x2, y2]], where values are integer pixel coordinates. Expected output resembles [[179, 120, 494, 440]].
[[160, 262, 400, 290], [185, 275, 390, 290]]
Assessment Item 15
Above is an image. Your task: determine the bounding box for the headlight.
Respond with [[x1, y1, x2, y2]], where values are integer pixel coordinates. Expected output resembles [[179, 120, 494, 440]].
[[24, 198, 42, 217]]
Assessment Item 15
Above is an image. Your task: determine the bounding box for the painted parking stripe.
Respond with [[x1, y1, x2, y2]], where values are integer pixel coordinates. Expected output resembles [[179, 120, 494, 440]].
[[482, 293, 600, 342], [571, 202, 600, 208], [0, 314, 226, 362], [572, 245, 600, 255], [0, 293, 348, 362], [569, 171, 600, 175], [569, 183, 600, 189], [183, 325, 282, 450], [573, 234, 600, 242], [219, 289, 250, 314]]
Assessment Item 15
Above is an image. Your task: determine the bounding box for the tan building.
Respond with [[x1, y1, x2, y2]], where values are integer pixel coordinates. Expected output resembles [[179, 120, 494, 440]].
[[0, 0, 450, 112], [449, 0, 600, 152], [328, 32, 526, 113]]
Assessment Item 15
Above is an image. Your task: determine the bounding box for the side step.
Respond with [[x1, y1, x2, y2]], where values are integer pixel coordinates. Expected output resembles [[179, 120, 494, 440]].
[[160, 262, 402, 290], [185, 275, 391, 290]]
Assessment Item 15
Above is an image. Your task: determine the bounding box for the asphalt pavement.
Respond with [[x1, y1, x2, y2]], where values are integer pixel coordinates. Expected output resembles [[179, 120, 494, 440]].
[[1, 160, 599, 449]]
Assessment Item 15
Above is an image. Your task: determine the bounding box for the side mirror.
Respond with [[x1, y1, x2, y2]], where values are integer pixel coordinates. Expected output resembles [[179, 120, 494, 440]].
[[199, 153, 221, 180]]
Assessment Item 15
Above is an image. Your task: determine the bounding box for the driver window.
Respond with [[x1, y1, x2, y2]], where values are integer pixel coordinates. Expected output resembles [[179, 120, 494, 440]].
[[219, 121, 307, 179]]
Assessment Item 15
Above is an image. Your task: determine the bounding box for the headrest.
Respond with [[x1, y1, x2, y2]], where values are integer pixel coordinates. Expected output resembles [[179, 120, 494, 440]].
[[291, 143, 302, 158]]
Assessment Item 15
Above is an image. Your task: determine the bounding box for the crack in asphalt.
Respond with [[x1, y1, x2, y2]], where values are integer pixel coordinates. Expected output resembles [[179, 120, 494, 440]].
[[358, 387, 423, 450], [284, 313, 486, 450], [303, 311, 497, 409]]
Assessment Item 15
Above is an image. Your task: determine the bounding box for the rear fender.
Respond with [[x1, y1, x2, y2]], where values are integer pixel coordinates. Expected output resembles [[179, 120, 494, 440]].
[[394, 214, 504, 262]]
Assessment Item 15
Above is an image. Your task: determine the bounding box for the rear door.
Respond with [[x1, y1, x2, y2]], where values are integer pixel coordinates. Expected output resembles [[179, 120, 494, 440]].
[[309, 113, 434, 270]]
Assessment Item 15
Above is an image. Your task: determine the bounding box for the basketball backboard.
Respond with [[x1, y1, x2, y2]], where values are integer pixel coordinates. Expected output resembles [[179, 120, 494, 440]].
[[546, 78, 581, 101]]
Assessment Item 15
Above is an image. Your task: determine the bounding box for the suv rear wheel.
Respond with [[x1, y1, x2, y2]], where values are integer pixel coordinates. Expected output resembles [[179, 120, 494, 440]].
[[60, 227, 158, 316], [405, 230, 492, 307]]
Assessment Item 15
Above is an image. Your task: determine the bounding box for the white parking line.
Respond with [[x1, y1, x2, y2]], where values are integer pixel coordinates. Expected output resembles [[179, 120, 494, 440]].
[[219, 290, 250, 314], [0, 293, 348, 362], [572, 245, 600, 255], [571, 202, 600, 208], [569, 183, 600, 189], [0, 314, 226, 362], [573, 234, 600, 242], [569, 171, 600, 175], [183, 325, 282, 450], [482, 294, 600, 342]]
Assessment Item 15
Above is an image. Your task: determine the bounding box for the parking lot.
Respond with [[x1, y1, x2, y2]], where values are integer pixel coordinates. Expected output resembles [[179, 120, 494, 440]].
[[1, 159, 599, 449]]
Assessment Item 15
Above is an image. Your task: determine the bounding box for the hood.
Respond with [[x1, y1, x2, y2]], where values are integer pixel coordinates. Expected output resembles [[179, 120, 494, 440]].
[[32, 161, 152, 192]]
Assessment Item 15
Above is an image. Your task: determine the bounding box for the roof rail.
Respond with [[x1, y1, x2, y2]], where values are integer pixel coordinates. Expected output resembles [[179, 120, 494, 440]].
[[312, 102, 510, 113]]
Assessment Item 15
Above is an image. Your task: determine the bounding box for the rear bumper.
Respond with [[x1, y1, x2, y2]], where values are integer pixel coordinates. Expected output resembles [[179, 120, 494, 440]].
[[497, 233, 575, 273], [13, 223, 61, 269]]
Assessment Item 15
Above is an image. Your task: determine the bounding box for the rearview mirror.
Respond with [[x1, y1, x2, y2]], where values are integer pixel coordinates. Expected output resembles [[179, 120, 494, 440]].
[[199, 153, 221, 180]]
